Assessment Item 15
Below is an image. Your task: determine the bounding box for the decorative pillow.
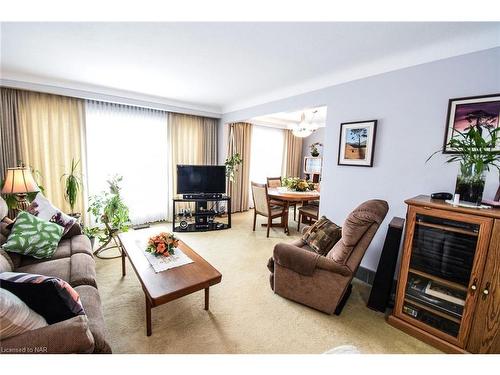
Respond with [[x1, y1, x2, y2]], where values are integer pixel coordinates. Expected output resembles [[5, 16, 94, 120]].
[[61, 222, 83, 240], [0, 288, 48, 339], [0, 272, 85, 324], [302, 216, 342, 256], [2, 211, 63, 259], [27, 193, 76, 235]]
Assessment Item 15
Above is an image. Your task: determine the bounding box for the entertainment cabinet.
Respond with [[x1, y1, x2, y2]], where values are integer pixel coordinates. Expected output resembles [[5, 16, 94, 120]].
[[388, 195, 499, 353], [172, 196, 231, 232]]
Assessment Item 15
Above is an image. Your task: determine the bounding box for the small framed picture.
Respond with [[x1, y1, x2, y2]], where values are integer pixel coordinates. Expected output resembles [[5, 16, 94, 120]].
[[338, 120, 377, 167], [443, 94, 500, 153]]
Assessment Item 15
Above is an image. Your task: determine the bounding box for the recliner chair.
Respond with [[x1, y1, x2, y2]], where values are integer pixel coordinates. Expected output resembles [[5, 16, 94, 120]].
[[267, 199, 388, 315]]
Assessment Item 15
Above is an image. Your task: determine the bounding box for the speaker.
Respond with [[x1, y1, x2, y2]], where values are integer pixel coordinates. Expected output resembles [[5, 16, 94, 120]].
[[367, 217, 405, 313]]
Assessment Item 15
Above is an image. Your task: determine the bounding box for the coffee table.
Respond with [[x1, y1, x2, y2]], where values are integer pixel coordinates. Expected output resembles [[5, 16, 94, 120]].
[[118, 228, 222, 336]]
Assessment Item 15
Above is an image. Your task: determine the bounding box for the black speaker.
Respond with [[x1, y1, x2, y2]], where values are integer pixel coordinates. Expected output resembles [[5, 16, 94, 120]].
[[367, 217, 405, 313]]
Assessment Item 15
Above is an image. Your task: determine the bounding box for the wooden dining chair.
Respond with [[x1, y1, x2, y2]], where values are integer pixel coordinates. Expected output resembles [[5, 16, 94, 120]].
[[251, 182, 287, 237], [266, 177, 297, 221], [297, 204, 319, 231]]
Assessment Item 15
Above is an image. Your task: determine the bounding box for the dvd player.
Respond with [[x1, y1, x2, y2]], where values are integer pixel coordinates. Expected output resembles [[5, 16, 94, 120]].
[[183, 193, 223, 199]]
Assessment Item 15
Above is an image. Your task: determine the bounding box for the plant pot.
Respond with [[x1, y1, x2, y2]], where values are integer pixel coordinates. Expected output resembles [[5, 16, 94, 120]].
[[311, 151, 320, 157], [454, 167, 486, 205]]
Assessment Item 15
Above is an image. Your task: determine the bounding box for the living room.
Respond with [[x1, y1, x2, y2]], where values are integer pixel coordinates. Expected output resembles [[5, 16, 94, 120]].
[[1, 1, 500, 373]]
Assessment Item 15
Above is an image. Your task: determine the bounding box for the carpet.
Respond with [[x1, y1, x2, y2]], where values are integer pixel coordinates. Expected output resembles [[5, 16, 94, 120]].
[[95, 210, 440, 354]]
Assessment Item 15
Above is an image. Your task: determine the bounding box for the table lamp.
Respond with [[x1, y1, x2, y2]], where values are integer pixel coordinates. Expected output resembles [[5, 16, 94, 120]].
[[1, 166, 40, 212]]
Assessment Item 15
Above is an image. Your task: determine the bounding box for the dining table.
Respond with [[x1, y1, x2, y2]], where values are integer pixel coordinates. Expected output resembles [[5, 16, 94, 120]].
[[267, 188, 320, 235]]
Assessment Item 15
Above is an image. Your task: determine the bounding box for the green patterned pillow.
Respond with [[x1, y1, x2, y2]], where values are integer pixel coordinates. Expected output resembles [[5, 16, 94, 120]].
[[2, 211, 63, 259]]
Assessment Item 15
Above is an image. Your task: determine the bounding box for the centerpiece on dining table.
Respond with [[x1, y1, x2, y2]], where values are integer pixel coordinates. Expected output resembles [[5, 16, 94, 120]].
[[281, 177, 316, 192], [146, 232, 179, 257]]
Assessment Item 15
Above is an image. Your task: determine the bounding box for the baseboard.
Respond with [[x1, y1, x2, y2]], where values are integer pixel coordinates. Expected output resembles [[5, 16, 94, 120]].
[[355, 266, 376, 285]]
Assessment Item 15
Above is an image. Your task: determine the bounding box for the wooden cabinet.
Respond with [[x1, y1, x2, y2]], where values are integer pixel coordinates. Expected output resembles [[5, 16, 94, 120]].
[[388, 195, 500, 353]]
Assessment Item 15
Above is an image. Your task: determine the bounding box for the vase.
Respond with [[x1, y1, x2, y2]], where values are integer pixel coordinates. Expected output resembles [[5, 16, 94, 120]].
[[311, 151, 319, 157], [454, 166, 486, 205]]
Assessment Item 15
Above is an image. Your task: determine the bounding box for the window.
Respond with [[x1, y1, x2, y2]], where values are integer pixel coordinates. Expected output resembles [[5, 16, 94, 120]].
[[85, 101, 170, 225], [249, 125, 284, 207]]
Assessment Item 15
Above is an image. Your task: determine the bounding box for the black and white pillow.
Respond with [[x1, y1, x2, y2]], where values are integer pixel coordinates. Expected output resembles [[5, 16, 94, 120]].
[[27, 193, 76, 235], [0, 272, 85, 324]]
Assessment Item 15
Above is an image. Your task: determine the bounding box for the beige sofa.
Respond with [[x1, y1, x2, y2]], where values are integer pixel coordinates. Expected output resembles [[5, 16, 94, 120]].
[[0, 217, 112, 354]]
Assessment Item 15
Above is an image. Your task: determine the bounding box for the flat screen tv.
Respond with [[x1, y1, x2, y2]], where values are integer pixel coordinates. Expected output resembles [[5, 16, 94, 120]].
[[177, 165, 226, 194]]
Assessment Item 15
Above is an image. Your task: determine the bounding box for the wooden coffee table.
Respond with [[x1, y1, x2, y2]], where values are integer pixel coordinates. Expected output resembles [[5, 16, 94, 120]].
[[118, 229, 222, 336]]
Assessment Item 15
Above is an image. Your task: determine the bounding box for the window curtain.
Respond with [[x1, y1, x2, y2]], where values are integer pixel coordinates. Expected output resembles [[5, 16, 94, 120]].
[[85, 101, 170, 225], [227, 122, 252, 213], [17, 91, 86, 216], [167, 112, 218, 218], [282, 129, 303, 178], [0, 88, 23, 181]]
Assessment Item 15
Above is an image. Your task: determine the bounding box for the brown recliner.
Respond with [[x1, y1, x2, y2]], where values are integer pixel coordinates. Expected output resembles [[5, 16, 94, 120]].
[[267, 199, 388, 315]]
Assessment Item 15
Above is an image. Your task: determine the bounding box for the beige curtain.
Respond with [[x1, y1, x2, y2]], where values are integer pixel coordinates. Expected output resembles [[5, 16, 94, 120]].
[[282, 129, 303, 178], [17, 91, 85, 215], [0, 88, 23, 181], [227, 122, 252, 213], [168, 112, 218, 195]]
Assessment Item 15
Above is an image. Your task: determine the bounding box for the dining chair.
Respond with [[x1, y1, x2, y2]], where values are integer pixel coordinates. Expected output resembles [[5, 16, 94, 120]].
[[251, 182, 287, 237], [297, 204, 319, 231], [266, 177, 297, 221]]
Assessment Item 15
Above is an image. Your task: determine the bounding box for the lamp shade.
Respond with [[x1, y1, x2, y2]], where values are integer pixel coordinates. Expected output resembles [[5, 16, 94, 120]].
[[1, 167, 40, 194]]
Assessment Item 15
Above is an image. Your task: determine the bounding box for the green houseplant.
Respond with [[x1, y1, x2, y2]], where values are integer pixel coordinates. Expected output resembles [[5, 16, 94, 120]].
[[61, 158, 81, 216], [428, 126, 500, 205], [87, 175, 130, 245], [309, 142, 322, 157], [225, 153, 243, 182]]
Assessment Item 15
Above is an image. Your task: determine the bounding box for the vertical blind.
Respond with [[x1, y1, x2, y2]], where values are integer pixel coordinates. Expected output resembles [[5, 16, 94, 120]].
[[85, 101, 170, 224]]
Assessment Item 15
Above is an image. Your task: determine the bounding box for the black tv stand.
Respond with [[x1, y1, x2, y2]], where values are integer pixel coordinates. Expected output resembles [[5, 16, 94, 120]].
[[172, 195, 231, 232]]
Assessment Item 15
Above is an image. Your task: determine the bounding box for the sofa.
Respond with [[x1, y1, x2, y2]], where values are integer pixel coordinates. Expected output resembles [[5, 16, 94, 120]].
[[268, 199, 388, 315], [0, 217, 112, 354]]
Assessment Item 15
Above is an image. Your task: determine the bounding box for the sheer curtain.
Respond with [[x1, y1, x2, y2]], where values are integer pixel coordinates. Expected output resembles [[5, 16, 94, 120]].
[[248, 125, 284, 207], [85, 101, 170, 225]]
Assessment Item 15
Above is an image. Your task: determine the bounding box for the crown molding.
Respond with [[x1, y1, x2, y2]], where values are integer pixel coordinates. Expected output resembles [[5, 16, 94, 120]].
[[0, 75, 222, 118]]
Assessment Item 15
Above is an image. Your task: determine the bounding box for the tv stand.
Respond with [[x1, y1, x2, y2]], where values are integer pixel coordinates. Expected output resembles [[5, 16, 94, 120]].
[[172, 196, 231, 232]]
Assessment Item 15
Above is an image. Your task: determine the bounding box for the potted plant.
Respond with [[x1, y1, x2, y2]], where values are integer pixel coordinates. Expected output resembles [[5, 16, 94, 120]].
[[309, 142, 322, 157], [86, 175, 130, 250], [61, 158, 81, 218], [428, 126, 500, 205], [225, 153, 243, 182]]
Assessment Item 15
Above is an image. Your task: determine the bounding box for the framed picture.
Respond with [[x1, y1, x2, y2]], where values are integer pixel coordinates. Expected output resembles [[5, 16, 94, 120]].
[[443, 93, 500, 153], [338, 120, 377, 167]]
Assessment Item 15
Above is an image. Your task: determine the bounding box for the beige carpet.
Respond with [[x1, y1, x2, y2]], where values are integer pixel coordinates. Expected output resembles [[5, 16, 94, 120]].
[[95, 211, 439, 354]]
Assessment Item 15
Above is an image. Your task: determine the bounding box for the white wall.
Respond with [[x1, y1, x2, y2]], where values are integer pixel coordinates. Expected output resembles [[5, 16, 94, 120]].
[[219, 47, 500, 272]]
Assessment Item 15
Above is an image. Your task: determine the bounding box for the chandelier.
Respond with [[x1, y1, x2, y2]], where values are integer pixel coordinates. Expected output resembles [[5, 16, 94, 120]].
[[291, 111, 319, 138]]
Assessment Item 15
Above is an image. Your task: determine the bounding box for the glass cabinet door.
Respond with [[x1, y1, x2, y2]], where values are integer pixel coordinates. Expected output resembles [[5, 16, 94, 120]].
[[397, 207, 493, 347]]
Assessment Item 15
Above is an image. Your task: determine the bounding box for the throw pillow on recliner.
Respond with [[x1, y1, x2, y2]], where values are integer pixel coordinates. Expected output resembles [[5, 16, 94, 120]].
[[302, 216, 342, 256]]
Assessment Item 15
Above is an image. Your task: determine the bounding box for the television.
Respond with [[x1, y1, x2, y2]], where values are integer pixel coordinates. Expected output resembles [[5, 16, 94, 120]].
[[177, 165, 226, 194]]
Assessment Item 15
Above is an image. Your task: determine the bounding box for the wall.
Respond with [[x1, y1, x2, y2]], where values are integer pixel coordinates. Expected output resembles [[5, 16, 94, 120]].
[[219, 47, 500, 272], [300, 128, 325, 178]]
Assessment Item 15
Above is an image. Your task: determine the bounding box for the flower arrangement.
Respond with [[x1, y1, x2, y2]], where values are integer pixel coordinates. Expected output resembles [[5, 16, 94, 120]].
[[146, 232, 179, 257], [282, 177, 315, 192]]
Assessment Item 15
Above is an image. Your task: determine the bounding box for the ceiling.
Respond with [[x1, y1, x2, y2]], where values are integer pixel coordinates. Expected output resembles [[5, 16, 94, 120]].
[[250, 106, 327, 129], [1, 22, 499, 114]]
